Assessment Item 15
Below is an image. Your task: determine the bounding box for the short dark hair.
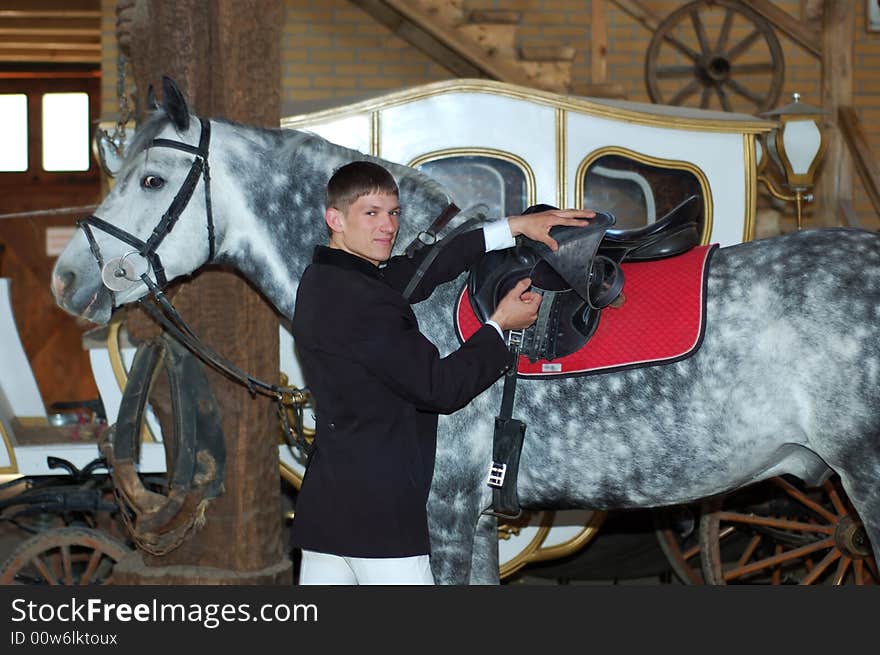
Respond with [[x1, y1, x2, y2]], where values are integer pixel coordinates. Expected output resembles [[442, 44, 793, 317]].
[[326, 160, 399, 214]]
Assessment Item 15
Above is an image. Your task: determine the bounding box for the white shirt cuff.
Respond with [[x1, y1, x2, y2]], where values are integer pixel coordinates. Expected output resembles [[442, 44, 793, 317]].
[[482, 218, 516, 252], [485, 319, 504, 340]]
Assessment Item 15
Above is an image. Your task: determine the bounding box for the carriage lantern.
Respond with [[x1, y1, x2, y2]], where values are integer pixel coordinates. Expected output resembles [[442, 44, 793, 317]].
[[758, 93, 827, 231]]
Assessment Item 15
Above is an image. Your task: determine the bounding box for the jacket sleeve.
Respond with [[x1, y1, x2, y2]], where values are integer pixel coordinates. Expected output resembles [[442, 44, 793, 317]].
[[346, 297, 512, 414], [381, 227, 487, 303]]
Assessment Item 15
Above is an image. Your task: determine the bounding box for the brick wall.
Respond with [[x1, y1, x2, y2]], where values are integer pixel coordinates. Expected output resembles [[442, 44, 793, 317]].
[[281, 0, 451, 114], [100, 0, 880, 227]]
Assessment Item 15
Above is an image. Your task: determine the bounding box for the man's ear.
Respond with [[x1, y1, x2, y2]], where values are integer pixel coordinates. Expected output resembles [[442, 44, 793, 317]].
[[325, 207, 343, 234]]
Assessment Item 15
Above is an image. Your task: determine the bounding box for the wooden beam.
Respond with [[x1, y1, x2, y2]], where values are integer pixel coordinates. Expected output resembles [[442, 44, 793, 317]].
[[0, 11, 100, 19], [609, 0, 661, 32], [817, 1, 853, 226], [839, 106, 880, 217], [742, 0, 821, 57], [0, 42, 100, 51], [0, 52, 100, 63], [0, 27, 101, 36], [351, 0, 536, 86], [0, 0, 99, 12]]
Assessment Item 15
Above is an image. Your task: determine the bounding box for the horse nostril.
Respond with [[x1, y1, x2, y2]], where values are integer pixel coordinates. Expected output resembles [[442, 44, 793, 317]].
[[53, 269, 76, 299]]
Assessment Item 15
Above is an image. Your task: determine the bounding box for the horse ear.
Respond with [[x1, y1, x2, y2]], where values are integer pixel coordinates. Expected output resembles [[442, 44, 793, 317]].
[[146, 84, 159, 112], [161, 75, 190, 132]]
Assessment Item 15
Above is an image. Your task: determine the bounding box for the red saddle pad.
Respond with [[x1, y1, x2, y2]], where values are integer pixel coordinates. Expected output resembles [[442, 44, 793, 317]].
[[455, 244, 717, 378]]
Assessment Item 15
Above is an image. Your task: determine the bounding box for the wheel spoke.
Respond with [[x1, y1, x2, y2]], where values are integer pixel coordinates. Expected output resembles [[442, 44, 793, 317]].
[[715, 85, 732, 112], [670, 79, 701, 105], [729, 62, 776, 75], [79, 549, 102, 585], [32, 555, 58, 585], [736, 535, 762, 567], [726, 79, 764, 108], [700, 86, 711, 109], [716, 511, 834, 535], [61, 545, 74, 585], [661, 32, 701, 62], [689, 9, 711, 56], [855, 559, 865, 584], [833, 556, 852, 585], [800, 549, 841, 584], [772, 477, 839, 523], [726, 30, 761, 62], [723, 537, 835, 582], [655, 65, 696, 78], [824, 480, 848, 516], [771, 544, 783, 584], [715, 8, 734, 52]]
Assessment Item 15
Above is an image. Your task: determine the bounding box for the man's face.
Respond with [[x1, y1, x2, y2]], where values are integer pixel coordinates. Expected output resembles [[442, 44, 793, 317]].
[[326, 192, 400, 265]]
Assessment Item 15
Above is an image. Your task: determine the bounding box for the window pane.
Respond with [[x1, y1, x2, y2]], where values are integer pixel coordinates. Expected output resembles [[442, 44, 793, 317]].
[[417, 156, 527, 219], [0, 94, 28, 172], [42, 92, 90, 172]]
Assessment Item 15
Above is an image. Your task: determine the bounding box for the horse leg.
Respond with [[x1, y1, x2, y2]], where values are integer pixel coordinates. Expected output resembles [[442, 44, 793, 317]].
[[427, 488, 485, 585], [468, 513, 501, 585]]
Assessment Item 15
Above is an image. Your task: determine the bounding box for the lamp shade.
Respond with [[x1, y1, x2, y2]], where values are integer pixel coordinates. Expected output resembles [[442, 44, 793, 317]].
[[760, 93, 826, 190]]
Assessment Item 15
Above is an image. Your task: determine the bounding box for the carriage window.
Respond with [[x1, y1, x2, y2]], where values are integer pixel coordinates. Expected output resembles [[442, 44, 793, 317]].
[[0, 94, 28, 172], [42, 93, 90, 172], [582, 154, 704, 230], [417, 156, 528, 219]]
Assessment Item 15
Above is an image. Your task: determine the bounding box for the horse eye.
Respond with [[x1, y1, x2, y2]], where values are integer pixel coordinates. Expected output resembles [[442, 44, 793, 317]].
[[141, 175, 164, 189]]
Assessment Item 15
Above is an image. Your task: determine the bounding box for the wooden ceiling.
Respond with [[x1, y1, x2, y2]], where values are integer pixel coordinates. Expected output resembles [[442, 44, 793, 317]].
[[0, 0, 101, 66]]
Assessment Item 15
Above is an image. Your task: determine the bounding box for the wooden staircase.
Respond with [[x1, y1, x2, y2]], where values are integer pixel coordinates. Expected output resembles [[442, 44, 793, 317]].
[[349, 0, 626, 98]]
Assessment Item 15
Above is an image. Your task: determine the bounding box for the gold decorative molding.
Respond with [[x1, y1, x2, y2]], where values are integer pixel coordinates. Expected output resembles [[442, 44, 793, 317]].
[[281, 79, 774, 135], [499, 511, 553, 580], [530, 510, 607, 562], [0, 420, 18, 474], [556, 108, 566, 209], [407, 147, 537, 208], [742, 134, 758, 242], [574, 146, 714, 245], [370, 111, 380, 157]]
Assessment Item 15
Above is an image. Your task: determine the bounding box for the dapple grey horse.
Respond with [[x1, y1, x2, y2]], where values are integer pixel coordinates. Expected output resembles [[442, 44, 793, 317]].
[[52, 79, 880, 584]]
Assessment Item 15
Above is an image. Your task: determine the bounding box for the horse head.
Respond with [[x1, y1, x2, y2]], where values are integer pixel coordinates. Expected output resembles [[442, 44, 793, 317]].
[[53, 76, 217, 324]]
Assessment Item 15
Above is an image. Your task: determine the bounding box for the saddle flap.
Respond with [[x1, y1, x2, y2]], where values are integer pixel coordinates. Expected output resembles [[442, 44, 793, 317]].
[[526, 211, 615, 301]]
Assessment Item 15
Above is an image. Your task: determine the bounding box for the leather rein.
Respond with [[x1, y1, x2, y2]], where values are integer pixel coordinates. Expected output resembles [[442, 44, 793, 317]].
[[76, 117, 311, 454]]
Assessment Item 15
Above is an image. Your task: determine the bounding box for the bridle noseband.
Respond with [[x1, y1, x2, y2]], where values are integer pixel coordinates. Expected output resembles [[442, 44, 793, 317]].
[[77, 117, 215, 292]]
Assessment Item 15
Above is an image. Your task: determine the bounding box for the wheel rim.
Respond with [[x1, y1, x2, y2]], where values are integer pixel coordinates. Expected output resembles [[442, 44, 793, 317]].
[[0, 527, 132, 585], [699, 476, 879, 585], [654, 504, 705, 584], [645, 0, 784, 113]]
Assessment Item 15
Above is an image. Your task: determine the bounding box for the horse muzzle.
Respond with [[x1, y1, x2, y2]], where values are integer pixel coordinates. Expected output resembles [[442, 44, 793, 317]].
[[51, 263, 114, 324]]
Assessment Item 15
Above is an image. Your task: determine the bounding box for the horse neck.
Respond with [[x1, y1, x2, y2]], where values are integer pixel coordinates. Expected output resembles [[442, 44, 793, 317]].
[[209, 122, 338, 318]]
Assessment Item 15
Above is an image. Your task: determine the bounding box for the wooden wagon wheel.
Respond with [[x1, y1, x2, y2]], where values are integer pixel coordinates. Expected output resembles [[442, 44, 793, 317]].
[[654, 504, 705, 584], [699, 475, 879, 585], [0, 527, 133, 585], [645, 0, 784, 113]]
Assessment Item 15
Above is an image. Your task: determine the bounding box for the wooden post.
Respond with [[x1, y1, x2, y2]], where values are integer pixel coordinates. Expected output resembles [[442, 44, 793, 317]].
[[817, 0, 853, 226], [112, 0, 290, 585]]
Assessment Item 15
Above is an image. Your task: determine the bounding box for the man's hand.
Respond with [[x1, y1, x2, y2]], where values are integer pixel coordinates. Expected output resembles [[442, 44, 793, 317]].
[[489, 278, 542, 331], [508, 208, 597, 252]]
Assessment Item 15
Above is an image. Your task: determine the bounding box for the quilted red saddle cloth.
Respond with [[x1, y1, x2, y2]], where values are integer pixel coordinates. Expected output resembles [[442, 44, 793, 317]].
[[455, 244, 717, 378]]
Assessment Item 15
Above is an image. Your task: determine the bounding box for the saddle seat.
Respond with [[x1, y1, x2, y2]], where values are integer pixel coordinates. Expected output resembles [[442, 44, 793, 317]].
[[600, 194, 702, 263], [467, 195, 702, 363]]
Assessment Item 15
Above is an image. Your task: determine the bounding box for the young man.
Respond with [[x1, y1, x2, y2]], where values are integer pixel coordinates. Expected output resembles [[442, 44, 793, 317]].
[[291, 161, 593, 584]]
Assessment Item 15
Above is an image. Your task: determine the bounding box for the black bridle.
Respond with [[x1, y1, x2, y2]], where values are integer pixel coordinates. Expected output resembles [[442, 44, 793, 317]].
[[77, 117, 215, 290], [76, 117, 312, 456]]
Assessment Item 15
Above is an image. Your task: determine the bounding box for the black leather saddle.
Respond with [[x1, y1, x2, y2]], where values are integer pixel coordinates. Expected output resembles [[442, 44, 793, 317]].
[[467, 195, 702, 363]]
